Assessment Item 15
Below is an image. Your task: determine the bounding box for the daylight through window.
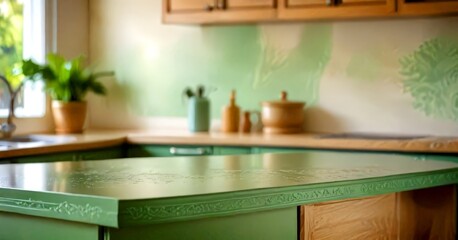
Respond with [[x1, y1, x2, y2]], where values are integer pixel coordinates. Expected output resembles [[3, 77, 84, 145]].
[[0, 0, 46, 118]]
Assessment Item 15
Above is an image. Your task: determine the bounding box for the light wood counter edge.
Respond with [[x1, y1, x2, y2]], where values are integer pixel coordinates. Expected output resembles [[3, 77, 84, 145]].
[[126, 133, 458, 154], [0, 136, 126, 159], [1, 130, 458, 159]]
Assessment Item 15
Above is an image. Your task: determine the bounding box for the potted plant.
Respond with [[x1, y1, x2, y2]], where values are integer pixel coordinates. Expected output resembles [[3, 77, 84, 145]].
[[21, 53, 113, 133]]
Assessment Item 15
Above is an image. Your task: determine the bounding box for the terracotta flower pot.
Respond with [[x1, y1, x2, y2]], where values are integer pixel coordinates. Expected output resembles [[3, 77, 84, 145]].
[[52, 101, 87, 134]]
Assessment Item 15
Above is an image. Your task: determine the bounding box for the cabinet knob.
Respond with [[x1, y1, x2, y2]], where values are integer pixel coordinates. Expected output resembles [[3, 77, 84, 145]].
[[205, 4, 214, 11], [217, 0, 226, 10]]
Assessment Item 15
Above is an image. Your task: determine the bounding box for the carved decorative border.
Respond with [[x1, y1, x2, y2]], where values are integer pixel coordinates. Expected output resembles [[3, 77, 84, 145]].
[[0, 198, 104, 218], [120, 171, 458, 225]]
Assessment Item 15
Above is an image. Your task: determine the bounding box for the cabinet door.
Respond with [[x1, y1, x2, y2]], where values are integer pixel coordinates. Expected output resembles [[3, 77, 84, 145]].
[[398, 0, 458, 16], [127, 145, 213, 158], [288, 0, 330, 7], [169, 0, 215, 13], [0, 212, 99, 240], [163, 0, 277, 24], [213, 146, 252, 155], [227, 0, 276, 8], [278, 0, 395, 20], [78, 147, 125, 161], [10, 151, 78, 164]]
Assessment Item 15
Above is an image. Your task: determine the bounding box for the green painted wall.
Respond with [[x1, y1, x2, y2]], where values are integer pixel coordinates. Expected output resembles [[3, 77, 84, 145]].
[[89, 0, 458, 135], [92, 23, 332, 117]]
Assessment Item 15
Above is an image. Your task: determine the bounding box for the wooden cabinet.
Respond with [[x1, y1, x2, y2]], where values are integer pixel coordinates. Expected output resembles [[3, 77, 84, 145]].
[[168, 0, 216, 13], [300, 186, 456, 239], [163, 0, 456, 23], [277, 0, 396, 20], [398, 0, 458, 16], [163, 0, 278, 24]]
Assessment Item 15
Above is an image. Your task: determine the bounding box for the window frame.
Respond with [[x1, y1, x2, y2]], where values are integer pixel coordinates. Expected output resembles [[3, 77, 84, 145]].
[[0, 0, 52, 119]]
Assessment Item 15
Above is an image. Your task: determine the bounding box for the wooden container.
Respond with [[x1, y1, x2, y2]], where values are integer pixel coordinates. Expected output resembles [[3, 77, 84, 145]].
[[221, 90, 240, 133], [261, 91, 305, 134]]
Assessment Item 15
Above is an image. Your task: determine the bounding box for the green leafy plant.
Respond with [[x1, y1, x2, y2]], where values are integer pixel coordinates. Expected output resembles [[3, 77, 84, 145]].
[[21, 53, 114, 102], [183, 85, 206, 99], [182, 85, 216, 102], [0, 0, 24, 90]]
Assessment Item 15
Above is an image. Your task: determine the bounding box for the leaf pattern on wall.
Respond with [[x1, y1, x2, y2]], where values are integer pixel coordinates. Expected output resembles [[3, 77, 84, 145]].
[[400, 38, 458, 121], [252, 24, 332, 106], [253, 29, 291, 88]]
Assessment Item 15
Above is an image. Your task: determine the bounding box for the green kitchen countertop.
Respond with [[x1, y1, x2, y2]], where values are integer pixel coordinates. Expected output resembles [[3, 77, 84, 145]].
[[0, 151, 458, 228]]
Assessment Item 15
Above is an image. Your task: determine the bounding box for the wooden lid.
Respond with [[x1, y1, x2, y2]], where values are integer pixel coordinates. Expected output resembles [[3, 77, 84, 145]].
[[262, 91, 305, 108]]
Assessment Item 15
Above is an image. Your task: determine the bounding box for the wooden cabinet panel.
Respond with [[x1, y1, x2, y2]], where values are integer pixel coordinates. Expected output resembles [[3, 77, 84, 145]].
[[399, 185, 456, 239], [300, 186, 456, 240], [398, 0, 458, 16], [301, 194, 398, 240], [288, 0, 329, 7], [169, 0, 215, 12], [228, 0, 276, 8], [163, 0, 277, 24], [341, 0, 386, 5], [278, 0, 396, 20], [165, 0, 456, 23]]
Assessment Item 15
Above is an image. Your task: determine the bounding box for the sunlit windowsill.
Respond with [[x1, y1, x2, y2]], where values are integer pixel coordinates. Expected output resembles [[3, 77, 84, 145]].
[[0, 108, 46, 119]]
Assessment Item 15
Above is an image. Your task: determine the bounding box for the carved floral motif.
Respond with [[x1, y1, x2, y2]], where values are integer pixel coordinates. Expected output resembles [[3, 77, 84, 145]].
[[121, 171, 458, 223], [0, 197, 103, 219]]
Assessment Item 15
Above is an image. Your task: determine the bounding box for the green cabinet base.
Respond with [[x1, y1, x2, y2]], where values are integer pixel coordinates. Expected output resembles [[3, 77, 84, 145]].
[[106, 207, 297, 240], [0, 211, 99, 240]]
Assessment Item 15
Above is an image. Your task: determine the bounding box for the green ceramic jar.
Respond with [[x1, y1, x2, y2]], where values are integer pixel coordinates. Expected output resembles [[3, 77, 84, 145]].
[[188, 97, 210, 132]]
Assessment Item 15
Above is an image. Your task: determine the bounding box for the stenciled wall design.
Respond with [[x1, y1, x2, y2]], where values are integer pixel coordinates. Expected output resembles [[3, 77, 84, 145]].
[[97, 21, 332, 118], [89, 0, 458, 135], [400, 37, 458, 121], [254, 24, 332, 105]]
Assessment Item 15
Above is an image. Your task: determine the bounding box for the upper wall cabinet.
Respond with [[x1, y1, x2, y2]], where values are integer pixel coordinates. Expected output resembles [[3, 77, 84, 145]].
[[162, 0, 457, 24], [397, 0, 458, 16], [163, 0, 278, 24], [277, 0, 395, 20]]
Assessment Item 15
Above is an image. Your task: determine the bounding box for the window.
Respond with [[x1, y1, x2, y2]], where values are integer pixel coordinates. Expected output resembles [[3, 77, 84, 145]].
[[0, 0, 46, 118]]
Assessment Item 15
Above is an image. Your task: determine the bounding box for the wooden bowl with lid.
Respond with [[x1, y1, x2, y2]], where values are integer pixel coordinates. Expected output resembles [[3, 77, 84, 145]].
[[261, 91, 305, 134]]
